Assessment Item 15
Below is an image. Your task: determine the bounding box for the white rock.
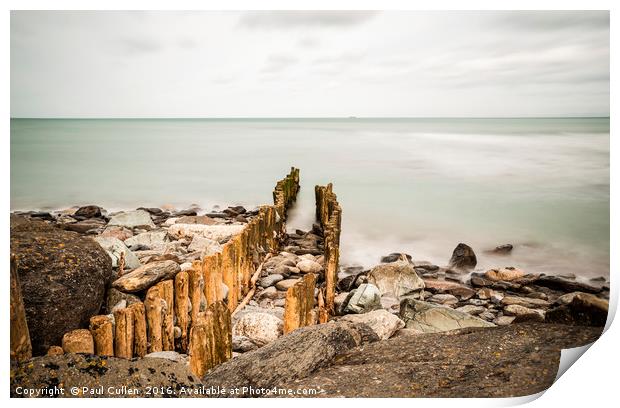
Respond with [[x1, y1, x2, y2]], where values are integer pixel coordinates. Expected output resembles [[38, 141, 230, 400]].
[[180, 262, 193, 271], [124, 231, 168, 249], [232, 312, 283, 345], [341, 309, 405, 340], [187, 236, 222, 255], [168, 223, 244, 241]]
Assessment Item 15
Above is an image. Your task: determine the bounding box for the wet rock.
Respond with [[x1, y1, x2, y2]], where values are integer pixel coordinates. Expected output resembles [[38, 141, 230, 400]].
[[367, 261, 425, 298], [534, 275, 603, 294], [203, 321, 379, 389], [112, 260, 180, 293], [232, 312, 283, 346], [296, 259, 323, 274], [448, 243, 477, 270], [94, 236, 141, 270], [341, 309, 405, 340], [399, 299, 495, 333], [546, 292, 608, 326], [484, 267, 526, 282], [487, 244, 513, 255], [108, 210, 156, 230], [11, 216, 113, 355], [74, 205, 103, 219], [380, 253, 412, 263], [344, 283, 382, 314], [423, 279, 475, 299], [337, 275, 358, 292], [503, 305, 545, 322]]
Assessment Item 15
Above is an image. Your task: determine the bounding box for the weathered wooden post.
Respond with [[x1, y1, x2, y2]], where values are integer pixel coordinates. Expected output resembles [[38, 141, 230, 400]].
[[157, 279, 175, 351], [10, 255, 32, 362], [145, 286, 164, 353], [188, 301, 232, 377], [89, 315, 114, 356], [114, 307, 134, 359], [283, 273, 316, 334], [129, 302, 147, 357], [203, 254, 223, 307], [174, 271, 190, 352], [189, 262, 204, 324], [62, 329, 94, 354]]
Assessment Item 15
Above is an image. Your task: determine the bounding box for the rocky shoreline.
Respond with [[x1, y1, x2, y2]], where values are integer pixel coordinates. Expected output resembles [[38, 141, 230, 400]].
[[10, 203, 610, 398]]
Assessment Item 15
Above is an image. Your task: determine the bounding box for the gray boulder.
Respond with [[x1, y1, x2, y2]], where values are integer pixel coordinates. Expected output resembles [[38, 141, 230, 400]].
[[400, 299, 495, 333], [367, 261, 425, 298], [94, 236, 141, 270], [341, 309, 405, 340], [107, 210, 155, 230], [448, 243, 477, 270], [344, 283, 382, 314]]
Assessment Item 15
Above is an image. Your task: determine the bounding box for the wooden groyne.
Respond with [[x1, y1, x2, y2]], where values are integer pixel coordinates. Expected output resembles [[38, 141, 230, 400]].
[[14, 168, 301, 376]]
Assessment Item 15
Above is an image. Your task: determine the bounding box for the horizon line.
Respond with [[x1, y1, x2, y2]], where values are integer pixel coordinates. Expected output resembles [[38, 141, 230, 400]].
[[10, 115, 611, 120]]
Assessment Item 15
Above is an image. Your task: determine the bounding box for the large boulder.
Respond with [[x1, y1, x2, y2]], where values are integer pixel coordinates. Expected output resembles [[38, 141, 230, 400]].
[[344, 283, 382, 314], [124, 231, 168, 250], [94, 236, 141, 270], [10, 216, 113, 355], [112, 260, 180, 293], [367, 261, 425, 298], [107, 210, 155, 230], [399, 299, 495, 333], [341, 309, 405, 340], [448, 243, 477, 270], [232, 312, 283, 345], [202, 321, 379, 390], [167, 224, 244, 242], [546, 292, 608, 326]]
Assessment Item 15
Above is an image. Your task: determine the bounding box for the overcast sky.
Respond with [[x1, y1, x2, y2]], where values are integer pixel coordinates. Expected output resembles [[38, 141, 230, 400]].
[[11, 11, 609, 118]]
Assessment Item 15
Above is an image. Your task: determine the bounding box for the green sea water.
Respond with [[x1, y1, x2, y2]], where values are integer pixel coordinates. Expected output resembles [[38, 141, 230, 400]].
[[10, 117, 610, 277]]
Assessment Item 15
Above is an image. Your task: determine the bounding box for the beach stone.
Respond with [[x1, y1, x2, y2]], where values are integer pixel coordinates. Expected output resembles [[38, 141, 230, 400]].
[[380, 253, 412, 263], [62, 329, 94, 354], [399, 299, 495, 333], [489, 244, 513, 255], [63, 218, 106, 234], [533, 275, 603, 294], [341, 309, 405, 340], [546, 292, 608, 326], [232, 312, 283, 346], [47, 346, 64, 356], [124, 231, 168, 250], [455, 305, 486, 316], [478, 311, 496, 321], [275, 279, 300, 291], [187, 236, 222, 255], [108, 210, 155, 230], [344, 283, 382, 314], [367, 261, 425, 298], [94, 236, 141, 270], [144, 351, 188, 363], [428, 294, 459, 305], [175, 215, 217, 225], [494, 316, 516, 326], [334, 292, 351, 311], [257, 286, 278, 300], [448, 243, 477, 270], [167, 223, 244, 242], [203, 321, 379, 389], [503, 305, 545, 322], [74, 205, 103, 219], [259, 274, 284, 288], [100, 226, 133, 241], [485, 267, 526, 282], [105, 288, 141, 314], [232, 335, 259, 352], [10, 216, 113, 355], [423, 279, 475, 299], [500, 296, 550, 308], [296, 259, 323, 274], [112, 260, 180, 293]]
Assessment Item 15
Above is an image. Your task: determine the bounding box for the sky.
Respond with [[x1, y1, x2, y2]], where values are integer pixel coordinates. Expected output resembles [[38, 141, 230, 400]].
[[10, 11, 610, 118]]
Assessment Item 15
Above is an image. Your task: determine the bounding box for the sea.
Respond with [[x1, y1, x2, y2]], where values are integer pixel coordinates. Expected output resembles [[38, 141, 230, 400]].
[[10, 117, 610, 278]]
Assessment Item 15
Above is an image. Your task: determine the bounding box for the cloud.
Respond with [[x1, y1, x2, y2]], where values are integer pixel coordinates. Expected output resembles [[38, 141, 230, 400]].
[[239, 11, 379, 29], [112, 37, 162, 55], [492, 11, 609, 32], [260, 54, 300, 74]]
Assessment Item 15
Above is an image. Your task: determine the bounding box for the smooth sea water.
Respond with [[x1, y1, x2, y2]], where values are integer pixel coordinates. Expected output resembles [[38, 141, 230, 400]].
[[10, 118, 610, 278]]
